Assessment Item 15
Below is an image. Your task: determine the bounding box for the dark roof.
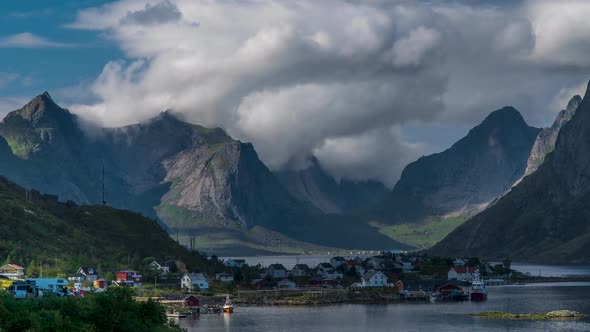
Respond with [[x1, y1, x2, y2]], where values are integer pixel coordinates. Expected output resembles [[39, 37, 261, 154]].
[[293, 264, 310, 270], [79, 267, 97, 275], [331, 256, 346, 261], [317, 263, 334, 269], [268, 263, 286, 270]]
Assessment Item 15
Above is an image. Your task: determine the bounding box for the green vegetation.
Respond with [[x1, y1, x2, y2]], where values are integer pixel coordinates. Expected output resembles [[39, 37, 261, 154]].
[[0, 176, 223, 277], [370, 216, 466, 248], [470, 310, 587, 320], [0, 118, 41, 159], [0, 287, 182, 331]]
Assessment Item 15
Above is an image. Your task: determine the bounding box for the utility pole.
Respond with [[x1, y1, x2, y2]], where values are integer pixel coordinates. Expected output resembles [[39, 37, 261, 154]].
[[102, 161, 107, 205]]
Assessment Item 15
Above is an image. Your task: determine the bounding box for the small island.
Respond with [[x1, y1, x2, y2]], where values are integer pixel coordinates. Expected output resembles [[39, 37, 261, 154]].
[[470, 310, 587, 320]]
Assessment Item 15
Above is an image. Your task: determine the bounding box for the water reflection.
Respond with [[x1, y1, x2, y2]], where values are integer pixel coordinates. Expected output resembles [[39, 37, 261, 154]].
[[180, 283, 590, 331]]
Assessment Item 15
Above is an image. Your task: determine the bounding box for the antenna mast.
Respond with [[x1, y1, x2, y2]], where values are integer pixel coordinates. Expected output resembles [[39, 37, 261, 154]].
[[102, 161, 107, 205]]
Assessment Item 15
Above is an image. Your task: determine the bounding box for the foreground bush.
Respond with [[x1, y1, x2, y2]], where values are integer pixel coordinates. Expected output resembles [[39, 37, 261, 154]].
[[0, 287, 182, 332]]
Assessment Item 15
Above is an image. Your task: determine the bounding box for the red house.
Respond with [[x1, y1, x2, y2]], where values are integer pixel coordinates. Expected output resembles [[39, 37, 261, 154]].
[[115, 270, 142, 287], [182, 295, 200, 308]]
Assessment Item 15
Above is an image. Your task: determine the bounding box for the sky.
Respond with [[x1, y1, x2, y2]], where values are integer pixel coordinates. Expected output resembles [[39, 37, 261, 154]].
[[1, 0, 590, 187]]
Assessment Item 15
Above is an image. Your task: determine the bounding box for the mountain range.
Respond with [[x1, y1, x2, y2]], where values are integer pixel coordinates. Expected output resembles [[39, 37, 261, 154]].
[[2, 88, 588, 262], [433, 86, 590, 263], [0, 93, 402, 255]]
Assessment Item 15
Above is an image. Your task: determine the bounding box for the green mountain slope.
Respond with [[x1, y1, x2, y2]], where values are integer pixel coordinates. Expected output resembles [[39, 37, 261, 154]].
[[0, 176, 218, 274], [432, 83, 590, 263]]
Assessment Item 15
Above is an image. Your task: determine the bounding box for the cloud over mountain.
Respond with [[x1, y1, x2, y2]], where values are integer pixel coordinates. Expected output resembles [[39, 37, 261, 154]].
[[66, 0, 590, 186]]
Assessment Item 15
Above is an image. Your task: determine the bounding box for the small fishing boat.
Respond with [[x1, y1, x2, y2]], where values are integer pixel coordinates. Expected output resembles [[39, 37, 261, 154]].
[[470, 271, 487, 301], [222, 295, 234, 313]]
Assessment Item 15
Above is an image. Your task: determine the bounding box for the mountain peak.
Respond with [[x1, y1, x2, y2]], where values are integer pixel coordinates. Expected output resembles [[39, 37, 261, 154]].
[[481, 106, 525, 126], [10, 91, 72, 128]]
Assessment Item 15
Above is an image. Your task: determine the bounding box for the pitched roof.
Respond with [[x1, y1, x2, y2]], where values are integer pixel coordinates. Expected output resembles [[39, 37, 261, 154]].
[[362, 271, 386, 280], [331, 256, 346, 262], [186, 273, 207, 281], [268, 263, 286, 270], [78, 267, 97, 275], [317, 263, 333, 269], [293, 264, 310, 270], [1, 264, 24, 270]]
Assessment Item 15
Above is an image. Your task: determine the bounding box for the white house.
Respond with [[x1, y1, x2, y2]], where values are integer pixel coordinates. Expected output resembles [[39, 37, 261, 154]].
[[266, 264, 287, 279], [149, 260, 170, 275], [361, 271, 388, 288], [448, 267, 478, 281], [224, 259, 246, 269], [315, 263, 334, 275], [277, 279, 297, 289], [0, 264, 25, 280], [290, 264, 311, 277], [181, 273, 209, 292], [75, 267, 98, 283]]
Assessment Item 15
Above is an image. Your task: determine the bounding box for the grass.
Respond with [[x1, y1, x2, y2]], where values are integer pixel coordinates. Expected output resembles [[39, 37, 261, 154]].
[[370, 216, 466, 248]]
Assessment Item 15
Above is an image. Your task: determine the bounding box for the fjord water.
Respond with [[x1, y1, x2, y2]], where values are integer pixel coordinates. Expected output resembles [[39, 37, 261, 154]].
[[179, 282, 590, 331]]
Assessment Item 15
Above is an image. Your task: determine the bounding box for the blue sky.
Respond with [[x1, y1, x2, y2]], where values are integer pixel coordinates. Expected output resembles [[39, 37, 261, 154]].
[[0, 0, 121, 98]]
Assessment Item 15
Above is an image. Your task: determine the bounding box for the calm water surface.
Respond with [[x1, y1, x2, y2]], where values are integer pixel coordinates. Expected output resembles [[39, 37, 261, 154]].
[[178, 282, 590, 331]]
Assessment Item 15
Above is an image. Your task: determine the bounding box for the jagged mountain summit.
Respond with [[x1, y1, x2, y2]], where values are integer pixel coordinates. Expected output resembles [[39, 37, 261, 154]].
[[0, 92, 402, 254], [432, 82, 590, 263], [523, 95, 582, 176], [373, 107, 539, 223]]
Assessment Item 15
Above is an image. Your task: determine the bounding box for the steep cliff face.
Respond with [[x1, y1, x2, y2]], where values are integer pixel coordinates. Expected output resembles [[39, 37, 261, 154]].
[[375, 107, 540, 224], [276, 158, 389, 214], [523, 95, 581, 176], [432, 83, 590, 263]]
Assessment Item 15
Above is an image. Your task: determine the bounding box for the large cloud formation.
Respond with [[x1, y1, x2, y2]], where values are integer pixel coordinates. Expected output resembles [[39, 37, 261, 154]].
[[68, 0, 590, 187]]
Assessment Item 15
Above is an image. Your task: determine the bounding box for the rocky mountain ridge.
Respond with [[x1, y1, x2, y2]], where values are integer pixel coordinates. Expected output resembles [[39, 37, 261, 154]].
[[432, 83, 590, 263]]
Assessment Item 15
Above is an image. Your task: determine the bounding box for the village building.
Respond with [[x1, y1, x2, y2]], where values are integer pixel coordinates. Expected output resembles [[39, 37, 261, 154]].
[[266, 263, 287, 279], [361, 271, 388, 288], [315, 262, 335, 275], [148, 260, 171, 275], [224, 259, 247, 269], [0, 264, 25, 280], [251, 278, 269, 289], [215, 272, 234, 283], [181, 273, 209, 292], [290, 264, 311, 277], [330, 256, 346, 268], [93, 278, 108, 289], [277, 279, 297, 289], [448, 267, 478, 281], [115, 270, 142, 287], [74, 267, 98, 283]]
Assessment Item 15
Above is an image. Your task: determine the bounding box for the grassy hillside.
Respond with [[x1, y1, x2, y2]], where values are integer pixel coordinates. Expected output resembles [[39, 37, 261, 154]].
[[370, 216, 466, 249], [0, 176, 221, 276]]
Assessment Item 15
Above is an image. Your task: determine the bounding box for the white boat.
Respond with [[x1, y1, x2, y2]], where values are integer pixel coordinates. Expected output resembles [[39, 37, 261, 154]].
[[222, 295, 234, 313], [470, 270, 487, 301]]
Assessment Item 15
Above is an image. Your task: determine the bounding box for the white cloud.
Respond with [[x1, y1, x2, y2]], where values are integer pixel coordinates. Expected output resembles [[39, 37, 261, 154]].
[[0, 32, 71, 48], [389, 26, 440, 67], [65, 0, 590, 186]]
